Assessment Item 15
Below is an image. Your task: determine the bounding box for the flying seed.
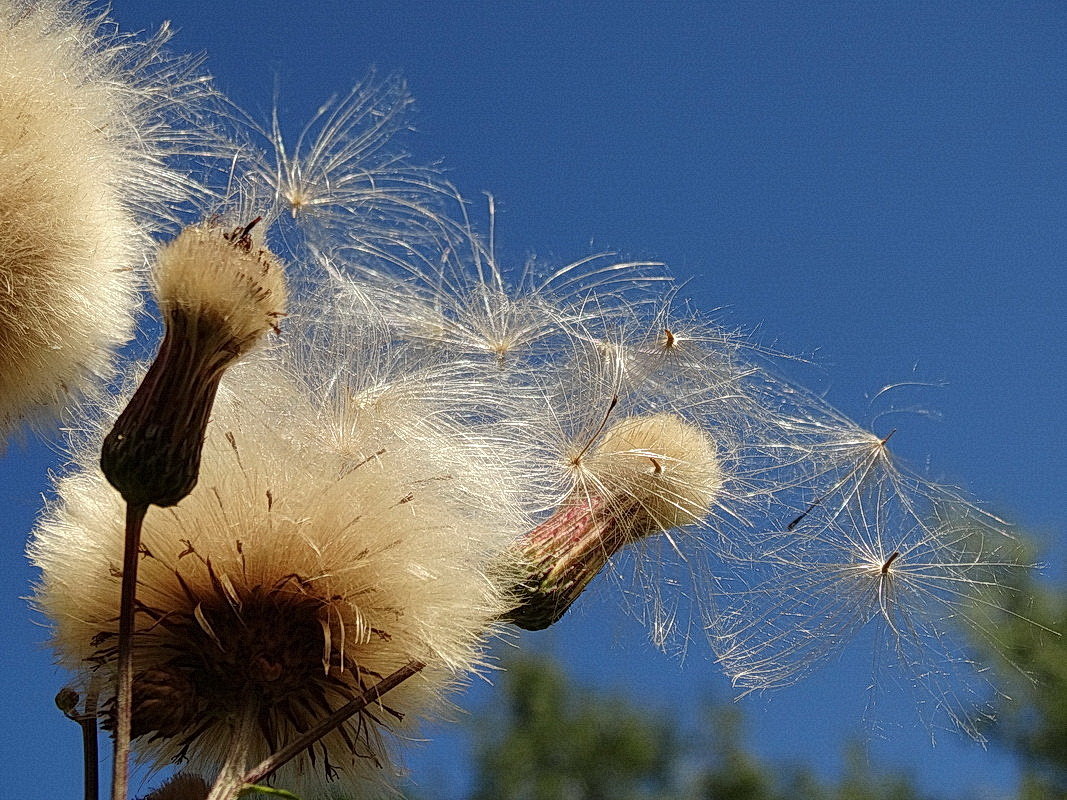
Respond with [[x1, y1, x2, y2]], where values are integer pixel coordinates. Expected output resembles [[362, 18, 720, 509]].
[[572, 394, 620, 466], [880, 551, 901, 574], [787, 429, 898, 531]]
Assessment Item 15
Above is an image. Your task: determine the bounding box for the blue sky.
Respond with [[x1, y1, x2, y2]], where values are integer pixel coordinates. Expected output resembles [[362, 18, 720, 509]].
[[2, 2, 1065, 798]]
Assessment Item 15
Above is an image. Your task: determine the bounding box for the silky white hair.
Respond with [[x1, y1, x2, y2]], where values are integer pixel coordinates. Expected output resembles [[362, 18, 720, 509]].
[[0, 0, 212, 439]]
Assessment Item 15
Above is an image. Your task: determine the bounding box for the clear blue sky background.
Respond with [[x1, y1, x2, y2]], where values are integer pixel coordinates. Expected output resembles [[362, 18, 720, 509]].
[[2, 2, 1064, 798]]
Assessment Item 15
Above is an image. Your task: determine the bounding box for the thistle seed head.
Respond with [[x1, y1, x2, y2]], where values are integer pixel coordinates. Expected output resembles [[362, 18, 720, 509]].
[[100, 219, 286, 507], [584, 412, 723, 534], [33, 362, 519, 795], [509, 412, 721, 630], [154, 219, 287, 357], [0, 1, 215, 439]]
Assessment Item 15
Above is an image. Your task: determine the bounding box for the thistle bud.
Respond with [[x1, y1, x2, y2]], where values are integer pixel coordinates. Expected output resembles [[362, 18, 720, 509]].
[[509, 412, 722, 630], [101, 219, 285, 507]]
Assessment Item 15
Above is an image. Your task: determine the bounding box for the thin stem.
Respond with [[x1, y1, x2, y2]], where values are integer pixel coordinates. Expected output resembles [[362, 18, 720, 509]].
[[571, 394, 619, 466], [57, 686, 100, 800], [236, 660, 425, 792], [81, 689, 99, 800], [111, 501, 148, 800]]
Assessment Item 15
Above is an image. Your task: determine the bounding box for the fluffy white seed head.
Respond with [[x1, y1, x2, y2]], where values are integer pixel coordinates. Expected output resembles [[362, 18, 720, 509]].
[[583, 412, 724, 534], [0, 1, 137, 435], [508, 411, 722, 630], [0, 1, 210, 438], [155, 219, 287, 355], [32, 362, 520, 796]]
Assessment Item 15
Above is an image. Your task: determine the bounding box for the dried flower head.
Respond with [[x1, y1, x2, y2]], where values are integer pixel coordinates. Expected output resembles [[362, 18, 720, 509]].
[[509, 410, 723, 630], [101, 218, 286, 507], [484, 294, 793, 647], [0, 0, 211, 439], [32, 358, 521, 796]]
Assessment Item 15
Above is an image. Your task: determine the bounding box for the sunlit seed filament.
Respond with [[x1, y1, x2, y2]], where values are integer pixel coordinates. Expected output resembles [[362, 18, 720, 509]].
[[571, 394, 620, 466], [786, 428, 898, 531]]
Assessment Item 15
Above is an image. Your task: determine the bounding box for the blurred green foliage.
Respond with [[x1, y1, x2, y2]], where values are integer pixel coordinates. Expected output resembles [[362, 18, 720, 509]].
[[468, 655, 676, 800], [455, 654, 932, 800], [971, 553, 1067, 799]]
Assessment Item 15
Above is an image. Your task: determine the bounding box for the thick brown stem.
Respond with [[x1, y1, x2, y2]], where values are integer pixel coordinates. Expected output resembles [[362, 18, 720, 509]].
[[111, 501, 148, 800]]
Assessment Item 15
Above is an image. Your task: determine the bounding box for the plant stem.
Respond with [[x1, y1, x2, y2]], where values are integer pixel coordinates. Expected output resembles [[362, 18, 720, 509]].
[[81, 689, 99, 800], [111, 501, 148, 800], [232, 660, 425, 795], [205, 698, 259, 800]]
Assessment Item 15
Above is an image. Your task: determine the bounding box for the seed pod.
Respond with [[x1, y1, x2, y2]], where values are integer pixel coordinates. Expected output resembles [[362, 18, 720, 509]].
[[509, 413, 722, 630]]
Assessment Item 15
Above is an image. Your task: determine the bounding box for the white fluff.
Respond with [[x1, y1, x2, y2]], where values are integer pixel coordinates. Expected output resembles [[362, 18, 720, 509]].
[[31, 358, 524, 797], [0, 0, 209, 438]]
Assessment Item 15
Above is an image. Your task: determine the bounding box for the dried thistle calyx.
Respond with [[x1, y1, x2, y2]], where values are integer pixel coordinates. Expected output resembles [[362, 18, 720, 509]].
[[101, 219, 285, 507], [509, 413, 722, 630]]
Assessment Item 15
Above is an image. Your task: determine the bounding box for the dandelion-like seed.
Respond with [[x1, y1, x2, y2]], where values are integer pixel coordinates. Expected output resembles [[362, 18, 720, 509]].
[[508, 410, 723, 630], [231, 73, 454, 268], [614, 291, 750, 394], [270, 77, 415, 222], [339, 198, 668, 370], [712, 423, 1038, 739]]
